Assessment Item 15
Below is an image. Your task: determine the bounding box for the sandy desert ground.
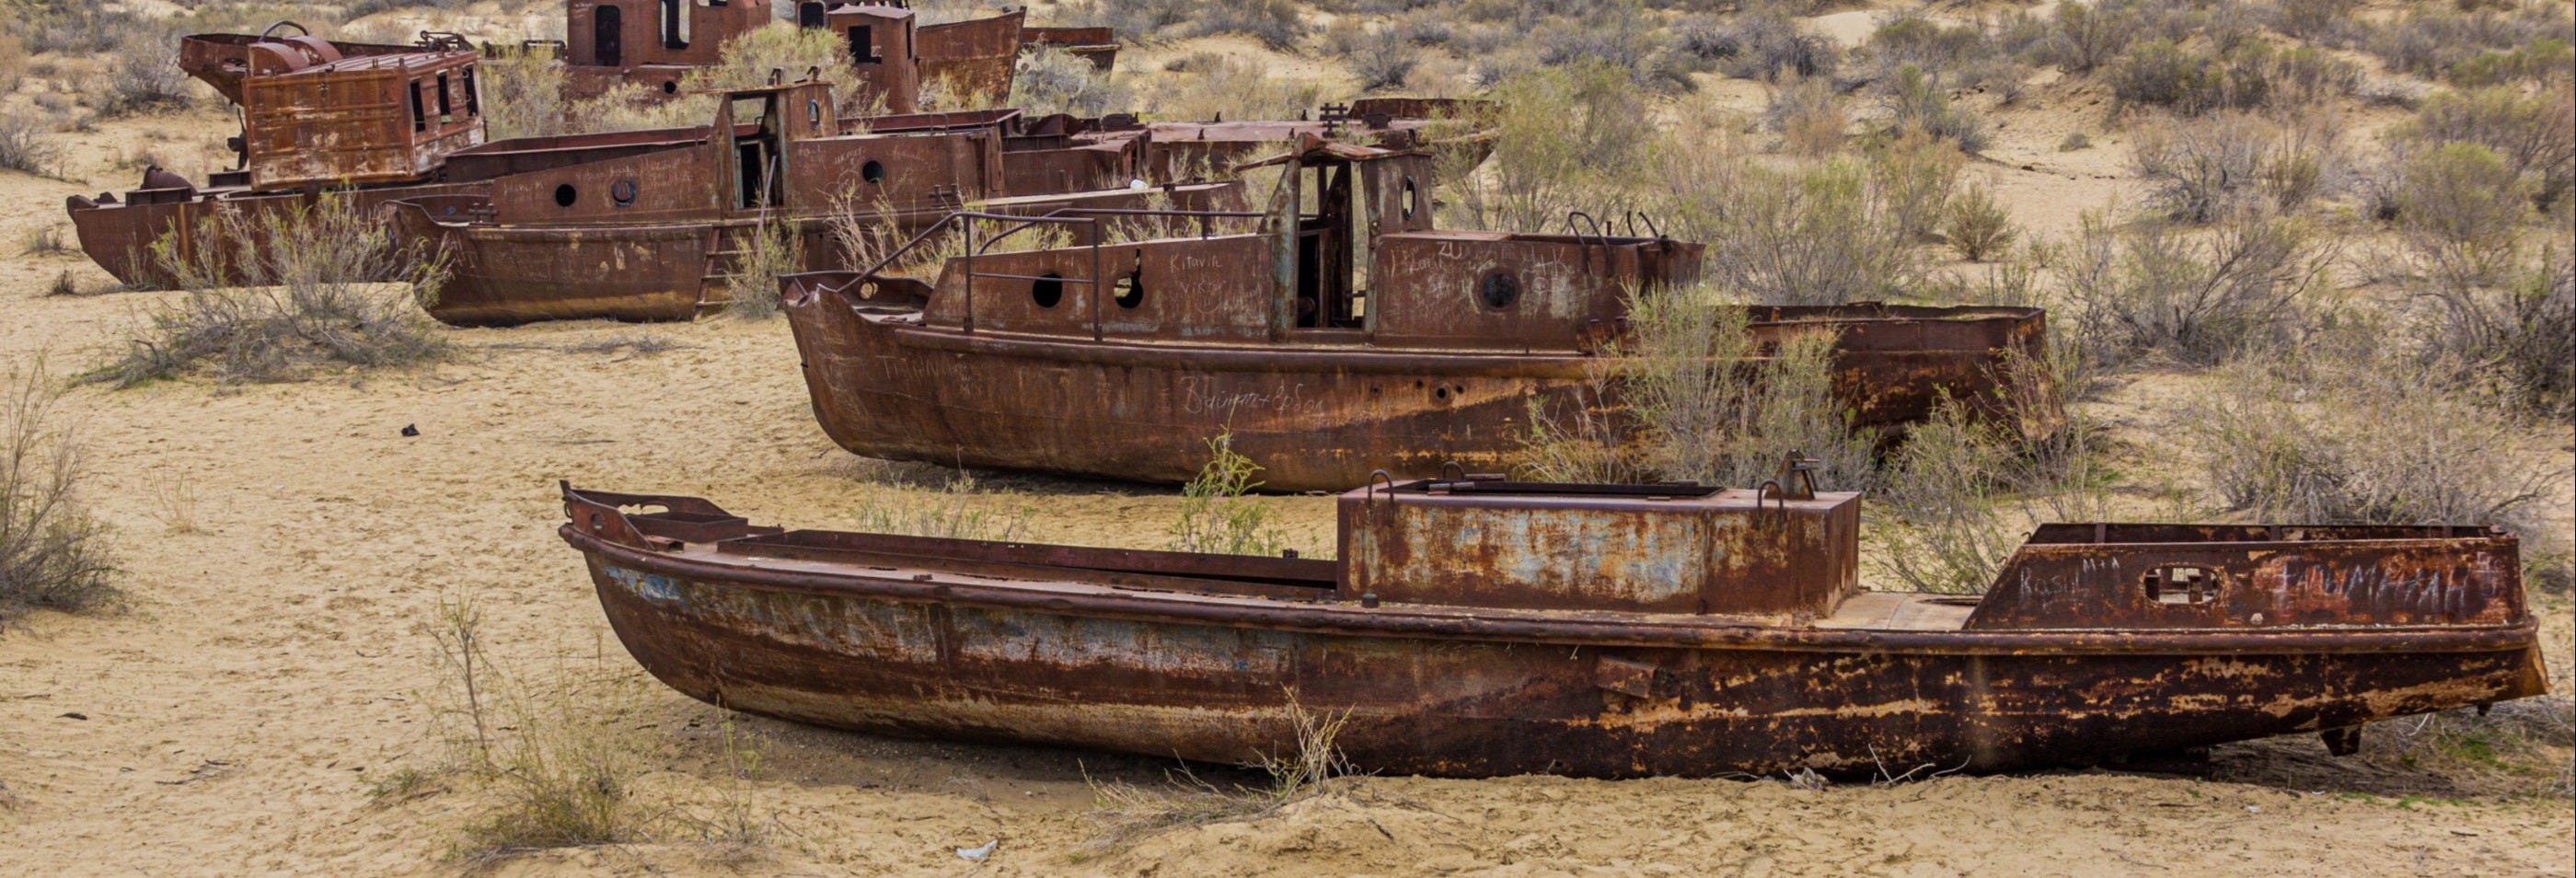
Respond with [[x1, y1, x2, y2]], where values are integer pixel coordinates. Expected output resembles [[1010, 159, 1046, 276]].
[[2, 8, 2573, 876]]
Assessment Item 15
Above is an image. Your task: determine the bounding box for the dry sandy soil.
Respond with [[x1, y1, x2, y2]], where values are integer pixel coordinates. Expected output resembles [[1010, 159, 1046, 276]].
[[3, 20, 2574, 878]]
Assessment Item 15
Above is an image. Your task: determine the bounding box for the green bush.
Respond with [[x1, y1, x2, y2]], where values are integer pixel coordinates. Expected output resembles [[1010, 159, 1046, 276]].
[[2397, 142, 2530, 285], [1944, 182, 2017, 262]]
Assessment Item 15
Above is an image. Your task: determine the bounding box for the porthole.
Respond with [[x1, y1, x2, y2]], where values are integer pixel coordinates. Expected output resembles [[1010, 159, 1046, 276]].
[[1031, 272, 1064, 308], [661, 80, 678, 95], [1401, 177, 1419, 219], [808, 98, 824, 132], [554, 183, 578, 207], [1112, 270, 1143, 308], [1476, 270, 1519, 310], [610, 178, 638, 207], [861, 159, 885, 184]]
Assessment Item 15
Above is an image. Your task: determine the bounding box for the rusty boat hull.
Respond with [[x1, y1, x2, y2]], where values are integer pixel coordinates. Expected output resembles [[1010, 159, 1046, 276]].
[[561, 485, 2546, 779], [782, 277, 2055, 490]]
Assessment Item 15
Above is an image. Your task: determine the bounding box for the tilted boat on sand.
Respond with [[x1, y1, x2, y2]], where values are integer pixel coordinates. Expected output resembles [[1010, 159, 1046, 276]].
[[560, 478, 2547, 779], [779, 137, 2061, 490]]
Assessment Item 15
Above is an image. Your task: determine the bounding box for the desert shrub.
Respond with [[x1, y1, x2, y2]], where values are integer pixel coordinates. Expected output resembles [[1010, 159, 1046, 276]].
[[2395, 84, 2576, 215], [0, 110, 57, 177], [101, 23, 196, 116], [1881, 64, 1990, 153], [2016, 0, 2139, 74], [1058, 0, 1194, 44], [1945, 181, 2016, 261], [2260, 44, 2362, 106], [1190, 0, 1306, 50], [1531, 2, 1695, 92], [721, 216, 801, 320], [93, 194, 450, 387], [0, 362, 118, 622], [2262, 0, 2361, 42], [1168, 433, 1287, 556], [475, 51, 569, 141], [680, 26, 880, 115], [851, 471, 1035, 542], [2363, 5, 2576, 86], [1011, 45, 1131, 115], [2396, 142, 2531, 285], [0, 34, 26, 96], [2413, 240, 2576, 419], [2106, 39, 2270, 116], [2062, 206, 2334, 367], [1137, 52, 1323, 121], [1702, 7, 1841, 82], [2191, 352, 2562, 539], [1867, 11, 1987, 80], [1325, 24, 1423, 92], [428, 597, 654, 862], [1766, 75, 1847, 157], [1523, 282, 1878, 491], [1664, 156, 1918, 306], [1875, 387, 2108, 594], [1873, 126, 1965, 241], [2129, 110, 2339, 223], [1479, 63, 1656, 232]]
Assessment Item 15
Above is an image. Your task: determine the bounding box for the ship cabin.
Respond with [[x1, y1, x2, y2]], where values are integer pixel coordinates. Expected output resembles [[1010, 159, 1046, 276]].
[[459, 80, 1135, 226], [563, 0, 769, 97], [887, 137, 1701, 353], [175, 29, 485, 191]]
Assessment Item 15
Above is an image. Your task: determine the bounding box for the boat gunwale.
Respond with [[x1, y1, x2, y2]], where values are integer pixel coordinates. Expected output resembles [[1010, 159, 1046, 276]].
[[563, 523, 2540, 657]]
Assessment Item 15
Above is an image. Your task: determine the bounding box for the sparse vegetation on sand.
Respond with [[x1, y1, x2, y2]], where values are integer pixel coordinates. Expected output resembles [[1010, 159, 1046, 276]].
[[0, 360, 117, 622], [1086, 693, 1350, 849], [89, 194, 451, 387], [1168, 433, 1288, 556]]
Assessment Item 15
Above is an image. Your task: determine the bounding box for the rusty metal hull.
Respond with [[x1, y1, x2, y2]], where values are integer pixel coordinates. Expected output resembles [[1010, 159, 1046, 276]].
[[781, 289, 2056, 490], [67, 181, 487, 289], [560, 487, 2547, 779]]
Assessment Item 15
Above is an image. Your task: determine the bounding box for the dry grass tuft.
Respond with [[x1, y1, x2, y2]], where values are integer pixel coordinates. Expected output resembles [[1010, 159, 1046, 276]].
[[1521, 281, 1877, 491], [1087, 692, 1351, 849], [427, 596, 659, 863], [1168, 433, 1286, 556], [0, 359, 118, 622], [93, 194, 451, 387], [720, 217, 802, 320], [852, 470, 1036, 542], [0, 110, 58, 177]]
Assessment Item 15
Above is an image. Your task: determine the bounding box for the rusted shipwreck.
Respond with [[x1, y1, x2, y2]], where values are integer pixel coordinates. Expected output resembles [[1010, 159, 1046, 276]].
[[560, 477, 2546, 778], [386, 78, 1243, 325], [559, 0, 1115, 107], [65, 26, 493, 288], [779, 138, 2058, 491]]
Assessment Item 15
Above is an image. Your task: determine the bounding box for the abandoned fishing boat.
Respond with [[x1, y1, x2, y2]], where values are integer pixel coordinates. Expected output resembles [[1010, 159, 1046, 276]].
[[778, 137, 2059, 491], [560, 477, 2547, 779], [555, 0, 1098, 108], [64, 25, 496, 288], [385, 77, 1244, 325]]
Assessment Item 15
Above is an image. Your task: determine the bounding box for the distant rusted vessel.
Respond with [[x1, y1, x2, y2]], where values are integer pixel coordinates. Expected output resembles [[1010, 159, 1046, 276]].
[[779, 138, 2059, 490], [560, 477, 2547, 779], [556, 0, 1114, 108]]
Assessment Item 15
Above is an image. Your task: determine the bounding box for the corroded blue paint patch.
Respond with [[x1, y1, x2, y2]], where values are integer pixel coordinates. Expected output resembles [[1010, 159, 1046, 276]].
[[602, 564, 682, 604]]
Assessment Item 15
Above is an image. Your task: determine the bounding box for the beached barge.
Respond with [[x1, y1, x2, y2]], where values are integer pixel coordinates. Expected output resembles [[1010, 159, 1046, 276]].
[[779, 138, 2058, 490], [560, 479, 2547, 778]]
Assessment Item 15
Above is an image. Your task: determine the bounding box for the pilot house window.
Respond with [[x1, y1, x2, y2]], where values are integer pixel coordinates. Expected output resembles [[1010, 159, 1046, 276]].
[[848, 26, 880, 64], [661, 0, 689, 49], [409, 80, 427, 132]]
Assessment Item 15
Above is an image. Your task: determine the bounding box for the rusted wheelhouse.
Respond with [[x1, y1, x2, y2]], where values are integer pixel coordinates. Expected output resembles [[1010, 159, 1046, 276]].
[[386, 78, 1242, 325], [560, 0, 1116, 108], [65, 25, 496, 288], [560, 478, 2546, 778], [778, 138, 2060, 491]]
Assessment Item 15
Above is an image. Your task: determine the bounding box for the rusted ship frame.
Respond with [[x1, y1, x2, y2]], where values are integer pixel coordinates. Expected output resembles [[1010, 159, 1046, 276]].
[[65, 26, 495, 288], [779, 138, 2058, 490], [560, 0, 1117, 107], [560, 479, 2546, 779], [385, 78, 1246, 325]]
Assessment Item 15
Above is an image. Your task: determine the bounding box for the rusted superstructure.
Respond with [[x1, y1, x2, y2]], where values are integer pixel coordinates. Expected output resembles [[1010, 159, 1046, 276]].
[[386, 79, 1238, 325], [562, 0, 1117, 108], [66, 26, 496, 287], [560, 479, 2547, 778], [779, 138, 2058, 490]]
